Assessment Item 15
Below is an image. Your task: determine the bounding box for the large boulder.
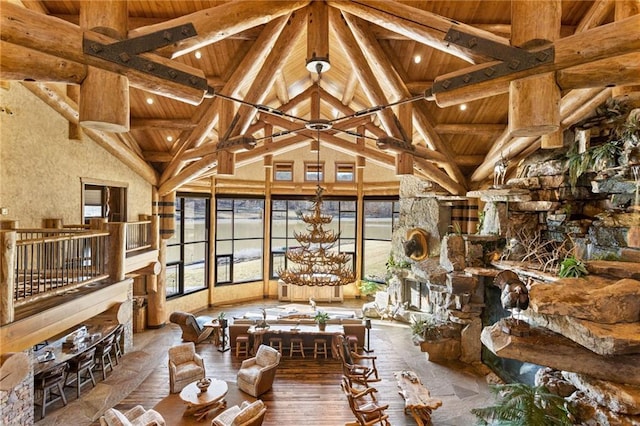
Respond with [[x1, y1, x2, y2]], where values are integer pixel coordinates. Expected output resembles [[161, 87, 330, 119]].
[[529, 278, 640, 323], [562, 372, 640, 415]]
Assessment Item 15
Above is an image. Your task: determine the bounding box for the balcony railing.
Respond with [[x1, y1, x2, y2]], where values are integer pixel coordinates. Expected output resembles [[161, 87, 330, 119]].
[[13, 230, 109, 306], [125, 220, 152, 255]]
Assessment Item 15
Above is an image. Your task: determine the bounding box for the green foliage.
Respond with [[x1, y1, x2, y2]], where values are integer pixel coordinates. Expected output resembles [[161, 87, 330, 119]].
[[566, 140, 621, 190], [314, 311, 330, 324], [217, 311, 226, 320], [566, 147, 591, 190], [591, 252, 621, 261], [358, 280, 383, 297], [385, 254, 411, 270], [471, 383, 574, 426], [558, 256, 588, 278], [477, 210, 486, 234], [410, 316, 442, 341]]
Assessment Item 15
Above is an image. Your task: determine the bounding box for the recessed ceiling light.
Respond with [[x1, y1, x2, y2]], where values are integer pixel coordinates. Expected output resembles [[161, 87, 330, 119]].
[[146, 97, 154, 105], [194, 50, 202, 59], [414, 55, 421, 64], [166, 136, 173, 142], [459, 104, 467, 111]]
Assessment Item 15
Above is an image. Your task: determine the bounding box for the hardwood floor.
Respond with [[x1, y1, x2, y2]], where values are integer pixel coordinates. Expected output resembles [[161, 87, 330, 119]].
[[35, 299, 494, 425]]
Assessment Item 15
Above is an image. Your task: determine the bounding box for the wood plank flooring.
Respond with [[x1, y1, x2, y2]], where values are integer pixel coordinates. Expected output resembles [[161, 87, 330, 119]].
[[35, 299, 494, 425]]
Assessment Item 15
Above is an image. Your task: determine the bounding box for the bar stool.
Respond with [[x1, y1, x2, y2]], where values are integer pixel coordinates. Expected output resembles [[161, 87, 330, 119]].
[[289, 337, 305, 358], [65, 347, 97, 398], [235, 335, 250, 358], [313, 338, 328, 359], [34, 362, 68, 419], [268, 336, 283, 353]]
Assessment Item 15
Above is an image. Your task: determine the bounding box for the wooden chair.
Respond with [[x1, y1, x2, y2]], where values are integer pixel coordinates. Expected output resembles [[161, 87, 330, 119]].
[[341, 376, 390, 426], [336, 335, 380, 387], [95, 333, 115, 380], [65, 347, 97, 398], [110, 324, 124, 365], [34, 363, 68, 419]]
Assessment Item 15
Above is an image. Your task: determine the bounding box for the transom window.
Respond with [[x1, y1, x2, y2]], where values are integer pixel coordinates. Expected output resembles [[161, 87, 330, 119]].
[[274, 162, 293, 181], [335, 163, 355, 182], [304, 162, 324, 182]]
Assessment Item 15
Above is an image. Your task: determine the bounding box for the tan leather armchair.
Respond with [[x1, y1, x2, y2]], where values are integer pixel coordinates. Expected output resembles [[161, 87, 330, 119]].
[[168, 342, 205, 393], [169, 311, 214, 344], [237, 344, 281, 397]]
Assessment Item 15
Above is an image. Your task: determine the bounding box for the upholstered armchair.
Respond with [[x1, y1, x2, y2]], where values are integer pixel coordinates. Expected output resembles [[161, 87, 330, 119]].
[[99, 405, 165, 426], [168, 342, 205, 393], [212, 400, 266, 426], [237, 344, 281, 397], [169, 311, 214, 344]]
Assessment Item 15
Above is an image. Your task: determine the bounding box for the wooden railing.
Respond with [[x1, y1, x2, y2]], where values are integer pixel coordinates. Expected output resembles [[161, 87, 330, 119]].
[[125, 220, 152, 255], [0, 217, 159, 325], [13, 230, 109, 306]]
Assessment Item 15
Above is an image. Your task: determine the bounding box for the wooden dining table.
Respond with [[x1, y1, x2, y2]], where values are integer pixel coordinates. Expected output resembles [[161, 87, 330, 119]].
[[247, 324, 345, 358], [33, 322, 119, 375]]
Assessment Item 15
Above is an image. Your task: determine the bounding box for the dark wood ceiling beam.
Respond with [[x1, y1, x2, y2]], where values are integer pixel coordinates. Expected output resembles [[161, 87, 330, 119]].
[[329, 8, 404, 140], [21, 82, 158, 185], [431, 14, 640, 107], [327, 0, 510, 64], [128, 1, 310, 58]]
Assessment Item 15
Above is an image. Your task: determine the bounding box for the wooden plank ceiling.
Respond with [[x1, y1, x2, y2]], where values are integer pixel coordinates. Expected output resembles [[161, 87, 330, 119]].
[[4, 0, 637, 196]]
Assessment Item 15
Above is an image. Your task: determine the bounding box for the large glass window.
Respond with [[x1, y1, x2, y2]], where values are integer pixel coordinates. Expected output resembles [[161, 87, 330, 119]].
[[270, 197, 356, 278], [362, 198, 399, 283], [215, 197, 264, 284], [167, 195, 209, 298]]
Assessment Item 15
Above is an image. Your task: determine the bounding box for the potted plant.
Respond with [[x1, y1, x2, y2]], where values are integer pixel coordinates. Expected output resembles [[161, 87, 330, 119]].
[[471, 383, 574, 425], [411, 316, 461, 363], [357, 280, 383, 300], [314, 311, 330, 331]]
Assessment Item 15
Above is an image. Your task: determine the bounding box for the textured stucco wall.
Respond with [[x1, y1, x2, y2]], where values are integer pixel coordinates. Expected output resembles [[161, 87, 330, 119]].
[[0, 83, 152, 227]]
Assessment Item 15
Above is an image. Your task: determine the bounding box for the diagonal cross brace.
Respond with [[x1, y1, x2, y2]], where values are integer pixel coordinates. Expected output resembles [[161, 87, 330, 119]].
[[433, 28, 555, 94], [83, 23, 208, 93]]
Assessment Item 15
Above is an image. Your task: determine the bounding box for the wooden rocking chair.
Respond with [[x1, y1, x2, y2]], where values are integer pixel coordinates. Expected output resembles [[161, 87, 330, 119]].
[[341, 376, 390, 426], [336, 335, 380, 387]]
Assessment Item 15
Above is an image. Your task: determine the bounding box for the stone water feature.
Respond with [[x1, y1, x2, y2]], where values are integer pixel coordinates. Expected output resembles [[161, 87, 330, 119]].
[[391, 101, 639, 423]]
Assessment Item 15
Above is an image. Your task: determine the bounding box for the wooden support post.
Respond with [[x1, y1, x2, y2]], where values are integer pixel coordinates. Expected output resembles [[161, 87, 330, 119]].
[[42, 218, 63, 229], [217, 98, 236, 175], [147, 239, 167, 328], [307, 0, 330, 73], [541, 129, 564, 149], [508, 0, 561, 137], [396, 152, 414, 175], [79, 1, 130, 132], [160, 192, 175, 240], [0, 231, 16, 325], [107, 222, 126, 282]]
